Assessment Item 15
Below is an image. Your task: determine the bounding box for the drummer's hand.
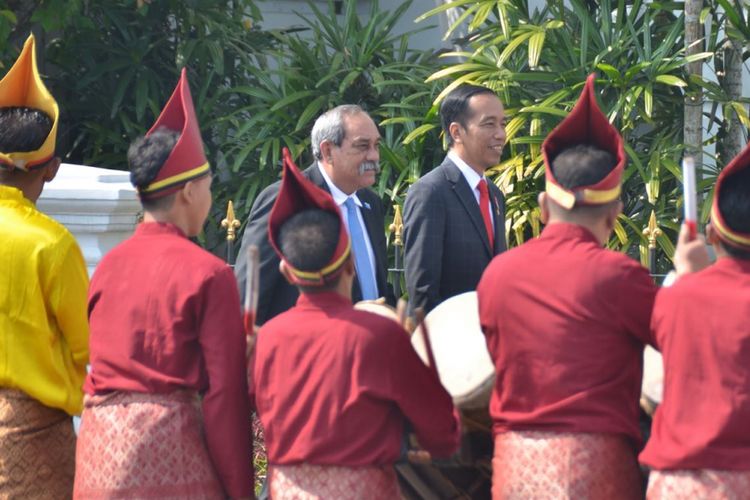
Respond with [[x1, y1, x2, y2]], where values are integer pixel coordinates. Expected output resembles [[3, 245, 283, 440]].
[[407, 449, 432, 464], [673, 223, 710, 276]]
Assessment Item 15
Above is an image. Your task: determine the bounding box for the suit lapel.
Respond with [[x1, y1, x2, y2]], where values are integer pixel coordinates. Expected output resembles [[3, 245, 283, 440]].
[[443, 159, 492, 257]]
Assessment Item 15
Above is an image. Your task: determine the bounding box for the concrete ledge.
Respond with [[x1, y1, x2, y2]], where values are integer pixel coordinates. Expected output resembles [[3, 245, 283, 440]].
[[37, 163, 140, 275]]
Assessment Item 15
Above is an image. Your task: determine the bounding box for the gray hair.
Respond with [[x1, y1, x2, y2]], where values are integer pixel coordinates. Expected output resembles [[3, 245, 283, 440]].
[[311, 104, 366, 160]]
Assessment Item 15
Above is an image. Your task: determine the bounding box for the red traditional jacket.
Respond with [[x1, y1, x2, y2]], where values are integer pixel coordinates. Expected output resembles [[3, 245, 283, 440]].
[[640, 257, 750, 470], [478, 223, 656, 444], [86, 222, 252, 498], [251, 291, 461, 465]]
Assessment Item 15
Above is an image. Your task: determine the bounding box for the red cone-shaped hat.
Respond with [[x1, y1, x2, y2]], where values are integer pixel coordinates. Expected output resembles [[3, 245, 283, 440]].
[[542, 74, 625, 209], [268, 148, 351, 286], [711, 141, 750, 250], [137, 68, 209, 200]]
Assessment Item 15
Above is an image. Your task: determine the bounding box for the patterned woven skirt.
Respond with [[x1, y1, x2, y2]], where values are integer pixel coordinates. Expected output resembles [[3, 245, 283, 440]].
[[647, 469, 750, 500], [73, 391, 224, 499], [0, 388, 76, 499], [492, 430, 643, 500], [269, 463, 401, 500]]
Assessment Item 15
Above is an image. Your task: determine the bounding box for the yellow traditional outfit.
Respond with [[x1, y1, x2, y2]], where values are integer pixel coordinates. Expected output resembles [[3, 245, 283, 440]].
[[0, 35, 89, 499]]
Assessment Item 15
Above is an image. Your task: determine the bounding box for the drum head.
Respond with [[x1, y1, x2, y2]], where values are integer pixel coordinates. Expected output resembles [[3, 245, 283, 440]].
[[412, 292, 495, 409], [642, 345, 663, 406], [353, 301, 400, 323]]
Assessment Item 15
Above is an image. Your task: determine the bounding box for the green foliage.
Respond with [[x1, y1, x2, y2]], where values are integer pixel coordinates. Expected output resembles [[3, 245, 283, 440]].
[[415, 0, 725, 272], [1, 0, 744, 272], [215, 0, 444, 252], [41, 0, 269, 171]]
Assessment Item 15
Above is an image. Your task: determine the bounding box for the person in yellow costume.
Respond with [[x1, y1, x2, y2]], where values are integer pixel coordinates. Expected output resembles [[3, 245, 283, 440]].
[[0, 34, 89, 498]]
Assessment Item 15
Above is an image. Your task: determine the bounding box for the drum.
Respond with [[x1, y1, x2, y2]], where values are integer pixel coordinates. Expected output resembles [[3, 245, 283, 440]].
[[641, 345, 663, 416], [411, 292, 495, 411], [640, 272, 674, 417], [399, 292, 494, 499], [353, 300, 400, 323]]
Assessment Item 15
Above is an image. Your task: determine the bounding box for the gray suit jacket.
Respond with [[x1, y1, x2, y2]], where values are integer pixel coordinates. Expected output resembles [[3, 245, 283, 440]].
[[403, 155, 506, 313], [235, 164, 394, 325]]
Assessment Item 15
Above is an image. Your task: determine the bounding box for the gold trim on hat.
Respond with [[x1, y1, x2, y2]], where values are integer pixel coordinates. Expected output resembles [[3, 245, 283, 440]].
[[711, 204, 750, 248], [545, 181, 621, 209], [139, 161, 210, 194], [286, 241, 352, 283]]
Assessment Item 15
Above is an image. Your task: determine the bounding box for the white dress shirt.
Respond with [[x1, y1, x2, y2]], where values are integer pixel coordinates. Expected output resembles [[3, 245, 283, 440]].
[[316, 163, 378, 293], [448, 151, 494, 226]]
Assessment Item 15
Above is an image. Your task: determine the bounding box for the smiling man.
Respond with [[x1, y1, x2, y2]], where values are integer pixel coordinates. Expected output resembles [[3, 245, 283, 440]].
[[236, 105, 395, 325], [403, 84, 508, 313]]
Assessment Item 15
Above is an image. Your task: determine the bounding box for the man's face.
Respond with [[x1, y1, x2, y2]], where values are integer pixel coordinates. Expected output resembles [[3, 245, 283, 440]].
[[451, 93, 506, 173], [324, 112, 381, 195]]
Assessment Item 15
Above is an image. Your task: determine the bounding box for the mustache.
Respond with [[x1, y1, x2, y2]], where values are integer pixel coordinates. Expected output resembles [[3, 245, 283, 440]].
[[358, 161, 381, 175]]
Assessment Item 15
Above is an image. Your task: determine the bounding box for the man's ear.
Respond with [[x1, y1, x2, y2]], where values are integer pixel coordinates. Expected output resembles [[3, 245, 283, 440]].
[[279, 260, 296, 285], [343, 255, 355, 276], [178, 180, 196, 205], [605, 200, 623, 231], [448, 121, 463, 145], [42, 157, 61, 183], [537, 192, 550, 224], [319, 140, 335, 164]]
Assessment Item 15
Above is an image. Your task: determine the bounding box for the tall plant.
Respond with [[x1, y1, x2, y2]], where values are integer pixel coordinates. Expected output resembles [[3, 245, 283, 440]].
[[414, 0, 713, 272], [40, 0, 271, 170], [215, 0, 443, 250]]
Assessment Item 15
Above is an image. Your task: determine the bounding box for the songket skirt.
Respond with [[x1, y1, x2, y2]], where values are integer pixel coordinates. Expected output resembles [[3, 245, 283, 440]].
[[492, 430, 643, 500], [269, 463, 401, 500], [73, 391, 223, 499], [647, 469, 750, 500], [0, 388, 76, 499]]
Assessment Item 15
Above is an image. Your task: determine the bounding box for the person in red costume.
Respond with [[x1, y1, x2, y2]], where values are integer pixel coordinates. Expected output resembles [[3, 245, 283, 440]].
[[639, 140, 750, 499], [75, 69, 252, 499], [249, 148, 460, 499], [477, 74, 706, 499]]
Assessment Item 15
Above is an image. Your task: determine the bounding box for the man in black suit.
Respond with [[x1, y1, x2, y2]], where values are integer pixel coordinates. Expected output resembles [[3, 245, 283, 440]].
[[235, 104, 394, 325], [403, 84, 507, 313]]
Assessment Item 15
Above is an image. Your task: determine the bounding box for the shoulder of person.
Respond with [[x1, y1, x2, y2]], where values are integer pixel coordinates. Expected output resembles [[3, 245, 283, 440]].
[[167, 236, 233, 276], [29, 208, 77, 248], [356, 188, 383, 208], [592, 248, 656, 293], [346, 308, 407, 339], [252, 177, 283, 207], [406, 165, 452, 201]]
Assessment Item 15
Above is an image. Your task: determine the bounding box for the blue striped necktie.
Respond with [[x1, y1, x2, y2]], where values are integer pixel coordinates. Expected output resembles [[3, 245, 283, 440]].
[[344, 197, 378, 300]]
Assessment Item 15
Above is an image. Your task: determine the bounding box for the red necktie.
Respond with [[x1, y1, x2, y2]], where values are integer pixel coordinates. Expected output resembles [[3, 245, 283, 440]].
[[478, 179, 494, 250]]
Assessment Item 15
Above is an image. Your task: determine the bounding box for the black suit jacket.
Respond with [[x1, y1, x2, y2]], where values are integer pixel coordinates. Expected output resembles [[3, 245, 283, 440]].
[[403, 156, 507, 313], [235, 163, 394, 325]]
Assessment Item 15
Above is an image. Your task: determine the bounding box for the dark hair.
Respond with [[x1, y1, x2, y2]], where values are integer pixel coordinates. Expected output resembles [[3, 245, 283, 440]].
[[127, 127, 179, 210], [0, 106, 53, 153], [279, 209, 342, 290], [718, 165, 750, 259], [440, 85, 497, 147], [551, 144, 616, 190]]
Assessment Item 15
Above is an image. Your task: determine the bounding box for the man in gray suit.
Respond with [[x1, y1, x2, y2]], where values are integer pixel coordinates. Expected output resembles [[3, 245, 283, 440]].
[[235, 105, 394, 325], [403, 84, 507, 313]]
